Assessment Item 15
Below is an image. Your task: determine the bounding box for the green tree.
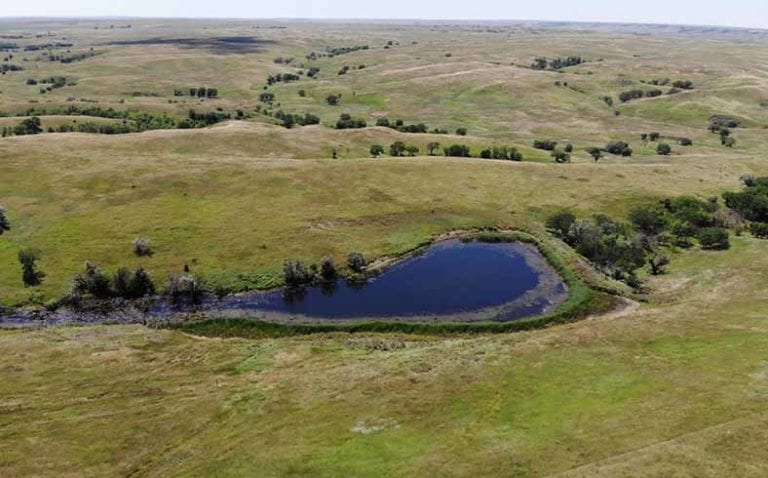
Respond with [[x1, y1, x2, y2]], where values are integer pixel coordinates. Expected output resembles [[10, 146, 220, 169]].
[[389, 141, 407, 157], [656, 143, 672, 155], [18, 248, 44, 287], [370, 144, 384, 157]]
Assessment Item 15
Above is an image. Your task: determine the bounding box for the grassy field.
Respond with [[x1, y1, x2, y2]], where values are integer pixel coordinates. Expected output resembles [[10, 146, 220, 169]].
[[1, 18, 768, 476]]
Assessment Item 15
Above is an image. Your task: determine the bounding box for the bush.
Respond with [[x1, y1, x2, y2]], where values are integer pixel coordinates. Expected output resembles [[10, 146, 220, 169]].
[[71, 262, 112, 299], [455, 127, 467, 136], [18, 248, 44, 287], [427, 142, 441, 156], [564, 143, 573, 153], [347, 252, 367, 273], [629, 205, 669, 235], [370, 144, 384, 157], [533, 139, 558, 151], [319, 257, 338, 281], [605, 141, 633, 156], [283, 260, 314, 287], [132, 237, 152, 257], [0, 206, 9, 235], [698, 227, 730, 250], [298, 89, 306, 97], [390, 141, 407, 157], [167, 273, 205, 303], [326, 94, 340, 106], [551, 149, 571, 163], [443, 144, 471, 157], [335, 113, 366, 129], [14, 116, 43, 135], [749, 222, 768, 239], [678, 137, 693, 146], [546, 211, 576, 239], [587, 147, 603, 161], [656, 143, 672, 155]]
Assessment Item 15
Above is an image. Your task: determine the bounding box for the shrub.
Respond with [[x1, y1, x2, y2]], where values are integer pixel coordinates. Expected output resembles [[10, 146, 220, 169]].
[[533, 139, 558, 151], [390, 141, 407, 157], [0, 206, 9, 235], [443, 144, 471, 157], [113, 267, 156, 299], [427, 142, 441, 156], [619, 89, 644, 103], [551, 149, 571, 163], [455, 127, 467, 136], [283, 260, 314, 287], [605, 141, 633, 156], [298, 89, 306, 97], [259, 92, 275, 103], [587, 147, 603, 161], [678, 137, 693, 146], [14, 116, 43, 135], [132, 237, 152, 257], [375, 118, 390, 127], [370, 144, 384, 157], [698, 227, 730, 250], [347, 252, 367, 273], [335, 113, 366, 129], [656, 143, 672, 155], [750, 222, 768, 239], [648, 252, 670, 275], [629, 205, 669, 235], [326, 94, 340, 106], [71, 262, 112, 299], [546, 211, 576, 239], [18, 248, 44, 287], [319, 257, 338, 281], [564, 143, 573, 153], [167, 273, 205, 303]]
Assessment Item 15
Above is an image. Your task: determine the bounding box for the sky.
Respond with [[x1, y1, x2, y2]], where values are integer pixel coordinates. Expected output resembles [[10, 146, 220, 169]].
[[3, 0, 767, 29]]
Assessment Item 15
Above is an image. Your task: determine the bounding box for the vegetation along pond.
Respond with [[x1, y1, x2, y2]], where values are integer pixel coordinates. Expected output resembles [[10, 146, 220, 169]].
[[1, 239, 569, 326]]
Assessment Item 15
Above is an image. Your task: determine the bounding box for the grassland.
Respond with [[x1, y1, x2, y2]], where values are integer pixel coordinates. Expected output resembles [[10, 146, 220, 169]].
[[1, 18, 768, 476]]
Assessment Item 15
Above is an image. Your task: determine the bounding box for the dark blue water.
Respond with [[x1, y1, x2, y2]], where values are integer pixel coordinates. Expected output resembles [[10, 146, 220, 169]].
[[208, 240, 565, 320], [0, 240, 568, 327]]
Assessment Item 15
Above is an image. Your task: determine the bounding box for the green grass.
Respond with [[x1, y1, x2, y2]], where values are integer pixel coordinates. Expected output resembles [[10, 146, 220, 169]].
[[1, 18, 768, 477]]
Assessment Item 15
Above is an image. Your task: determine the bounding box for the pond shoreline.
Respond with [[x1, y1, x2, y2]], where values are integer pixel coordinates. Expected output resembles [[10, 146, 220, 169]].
[[0, 230, 609, 331]]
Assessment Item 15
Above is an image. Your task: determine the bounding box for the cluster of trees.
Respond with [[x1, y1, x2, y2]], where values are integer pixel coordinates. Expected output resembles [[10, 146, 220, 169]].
[[70, 262, 156, 300], [266, 72, 301, 86], [0, 64, 23, 73], [374, 118, 451, 134], [325, 45, 369, 57], [724, 175, 768, 238], [619, 89, 663, 103], [715, 127, 737, 148], [307, 67, 320, 79], [641, 79, 694, 90], [6, 116, 43, 136], [708, 116, 740, 132], [531, 56, 584, 70], [480, 146, 523, 161], [173, 87, 219, 98], [533, 139, 559, 151], [335, 113, 367, 129], [35, 76, 70, 94], [45, 51, 97, 64], [1, 108, 232, 137], [274, 110, 320, 128], [283, 253, 368, 289], [273, 56, 293, 64], [23, 42, 73, 51], [547, 195, 734, 287], [604, 141, 633, 157]]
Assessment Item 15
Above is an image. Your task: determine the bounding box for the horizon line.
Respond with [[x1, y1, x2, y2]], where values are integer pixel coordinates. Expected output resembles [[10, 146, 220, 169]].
[[0, 16, 766, 31]]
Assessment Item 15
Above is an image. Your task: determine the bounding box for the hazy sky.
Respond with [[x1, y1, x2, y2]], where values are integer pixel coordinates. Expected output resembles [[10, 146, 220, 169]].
[[4, 0, 768, 29]]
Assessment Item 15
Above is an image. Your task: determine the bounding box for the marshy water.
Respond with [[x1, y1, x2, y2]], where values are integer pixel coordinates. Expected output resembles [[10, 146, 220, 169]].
[[1, 239, 568, 327]]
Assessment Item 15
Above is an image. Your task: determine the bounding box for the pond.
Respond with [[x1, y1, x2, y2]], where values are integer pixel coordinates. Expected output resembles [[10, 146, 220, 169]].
[[157, 239, 568, 323], [0, 239, 569, 327]]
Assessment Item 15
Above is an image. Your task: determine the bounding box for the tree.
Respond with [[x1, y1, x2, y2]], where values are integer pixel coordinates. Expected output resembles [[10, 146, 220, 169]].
[[14, 116, 43, 135], [443, 144, 471, 157], [18, 248, 44, 287], [587, 147, 603, 162], [551, 149, 571, 163], [546, 211, 576, 239], [564, 143, 573, 153], [320, 257, 338, 282], [698, 227, 730, 250], [389, 141, 407, 157], [370, 144, 384, 157], [427, 142, 441, 156], [656, 143, 672, 156], [405, 145, 420, 157], [71, 262, 112, 299], [605, 141, 633, 156], [326, 94, 340, 106], [347, 252, 367, 273], [648, 252, 670, 275], [649, 132, 660, 141], [0, 206, 9, 235], [455, 127, 467, 136], [629, 205, 668, 235], [283, 259, 314, 287]]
